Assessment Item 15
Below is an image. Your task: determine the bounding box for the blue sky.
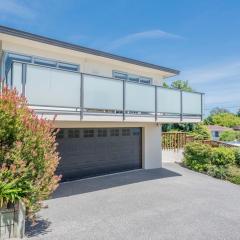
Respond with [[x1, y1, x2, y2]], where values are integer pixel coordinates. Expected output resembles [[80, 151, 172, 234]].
[[1, 0, 240, 115]]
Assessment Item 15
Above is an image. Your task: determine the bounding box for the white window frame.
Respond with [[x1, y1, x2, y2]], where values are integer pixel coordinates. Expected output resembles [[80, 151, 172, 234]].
[[5, 51, 80, 73], [112, 70, 152, 85]]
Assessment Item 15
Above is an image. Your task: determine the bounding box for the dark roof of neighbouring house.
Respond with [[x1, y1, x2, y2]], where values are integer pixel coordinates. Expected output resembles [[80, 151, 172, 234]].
[[233, 126, 240, 131], [0, 25, 180, 75], [207, 125, 232, 132]]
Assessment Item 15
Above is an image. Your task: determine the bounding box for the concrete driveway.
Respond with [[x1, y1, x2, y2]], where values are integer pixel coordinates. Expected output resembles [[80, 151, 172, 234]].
[[25, 163, 240, 240]]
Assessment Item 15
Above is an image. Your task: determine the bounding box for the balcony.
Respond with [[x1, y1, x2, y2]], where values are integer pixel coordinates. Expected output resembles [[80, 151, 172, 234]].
[[7, 61, 204, 123]]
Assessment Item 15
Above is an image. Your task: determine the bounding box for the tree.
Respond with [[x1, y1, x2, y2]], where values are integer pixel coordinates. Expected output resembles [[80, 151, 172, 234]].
[[204, 112, 240, 127], [162, 82, 169, 88], [210, 107, 230, 115], [219, 131, 240, 141], [163, 80, 193, 92], [237, 108, 240, 117], [170, 80, 193, 92]]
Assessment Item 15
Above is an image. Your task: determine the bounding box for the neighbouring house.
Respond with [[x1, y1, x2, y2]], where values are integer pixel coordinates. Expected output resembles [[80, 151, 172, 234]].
[[207, 125, 232, 140], [0, 25, 204, 181], [233, 126, 240, 131]]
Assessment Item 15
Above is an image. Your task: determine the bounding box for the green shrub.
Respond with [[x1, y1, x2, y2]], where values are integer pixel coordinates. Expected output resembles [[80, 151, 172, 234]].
[[207, 165, 227, 179], [234, 148, 240, 166], [189, 123, 211, 140], [204, 113, 240, 127], [210, 147, 235, 166], [226, 165, 240, 184], [219, 131, 240, 141], [0, 88, 61, 219], [183, 142, 212, 172]]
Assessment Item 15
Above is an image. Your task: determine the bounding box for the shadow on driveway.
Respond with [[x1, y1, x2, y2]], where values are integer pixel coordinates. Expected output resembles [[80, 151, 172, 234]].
[[25, 218, 52, 238], [52, 167, 181, 199]]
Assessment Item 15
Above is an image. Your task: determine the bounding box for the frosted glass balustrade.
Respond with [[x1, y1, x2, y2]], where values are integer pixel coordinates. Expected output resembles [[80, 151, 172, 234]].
[[157, 88, 181, 114], [182, 92, 202, 115], [9, 62, 203, 118], [125, 82, 155, 112], [84, 75, 123, 110], [12, 62, 23, 94], [25, 65, 80, 107]]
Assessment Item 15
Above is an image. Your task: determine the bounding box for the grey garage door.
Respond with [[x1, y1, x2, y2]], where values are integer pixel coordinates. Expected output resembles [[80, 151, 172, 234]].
[[56, 128, 142, 181]]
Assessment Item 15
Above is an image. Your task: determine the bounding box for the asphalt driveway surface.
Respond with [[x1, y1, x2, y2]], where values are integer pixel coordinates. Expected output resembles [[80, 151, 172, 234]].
[[25, 163, 240, 240]]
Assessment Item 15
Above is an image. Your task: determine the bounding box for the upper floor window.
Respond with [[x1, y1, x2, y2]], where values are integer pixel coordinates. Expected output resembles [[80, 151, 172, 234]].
[[112, 71, 128, 80], [113, 70, 152, 85], [58, 62, 79, 72], [4, 52, 80, 76], [128, 75, 139, 83], [7, 53, 32, 63], [140, 77, 151, 84], [34, 58, 57, 67]]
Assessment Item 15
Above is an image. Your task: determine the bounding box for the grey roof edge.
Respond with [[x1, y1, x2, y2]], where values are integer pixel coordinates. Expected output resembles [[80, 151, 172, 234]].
[[0, 25, 180, 75]]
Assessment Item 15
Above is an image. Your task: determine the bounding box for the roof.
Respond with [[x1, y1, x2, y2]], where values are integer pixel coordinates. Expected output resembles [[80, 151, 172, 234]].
[[207, 125, 232, 132], [0, 25, 180, 75], [233, 126, 240, 131]]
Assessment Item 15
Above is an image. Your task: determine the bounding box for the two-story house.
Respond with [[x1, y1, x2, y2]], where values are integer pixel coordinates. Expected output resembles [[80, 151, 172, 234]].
[[0, 26, 204, 181]]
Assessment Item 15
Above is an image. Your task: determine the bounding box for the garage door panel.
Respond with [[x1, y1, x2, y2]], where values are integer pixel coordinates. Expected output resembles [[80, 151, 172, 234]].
[[56, 128, 142, 181]]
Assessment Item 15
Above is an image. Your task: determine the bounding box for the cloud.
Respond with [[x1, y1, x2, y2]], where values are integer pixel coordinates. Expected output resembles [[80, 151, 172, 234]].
[[206, 88, 240, 105], [176, 60, 240, 113], [0, 0, 35, 20], [105, 29, 183, 51], [181, 61, 240, 85]]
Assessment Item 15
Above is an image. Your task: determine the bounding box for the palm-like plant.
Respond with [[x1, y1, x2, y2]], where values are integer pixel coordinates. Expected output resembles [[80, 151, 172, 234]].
[[0, 180, 23, 208]]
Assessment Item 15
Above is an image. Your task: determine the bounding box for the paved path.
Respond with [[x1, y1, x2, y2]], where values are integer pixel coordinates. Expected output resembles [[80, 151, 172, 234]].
[[25, 163, 240, 240]]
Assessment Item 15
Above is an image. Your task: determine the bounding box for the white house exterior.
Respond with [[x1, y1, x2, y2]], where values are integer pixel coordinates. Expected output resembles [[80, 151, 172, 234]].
[[0, 26, 204, 181], [207, 125, 232, 140]]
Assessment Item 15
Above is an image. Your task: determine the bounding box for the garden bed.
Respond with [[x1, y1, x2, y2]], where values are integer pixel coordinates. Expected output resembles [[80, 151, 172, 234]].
[[182, 142, 240, 185]]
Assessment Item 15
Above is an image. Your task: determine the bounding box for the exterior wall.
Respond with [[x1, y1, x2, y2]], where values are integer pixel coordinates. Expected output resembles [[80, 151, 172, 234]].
[[162, 149, 184, 163], [142, 124, 162, 169], [55, 121, 162, 170], [0, 35, 168, 86]]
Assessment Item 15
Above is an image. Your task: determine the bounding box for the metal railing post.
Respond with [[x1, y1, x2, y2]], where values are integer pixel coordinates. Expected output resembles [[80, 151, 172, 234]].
[[10, 64, 13, 89], [180, 90, 183, 121], [201, 93, 204, 121], [22, 63, 27, 97], [155, 86, 157, 122], [0, 52, 6, 91], [123, 80, 126, 121], [80, 73, 84, 120]]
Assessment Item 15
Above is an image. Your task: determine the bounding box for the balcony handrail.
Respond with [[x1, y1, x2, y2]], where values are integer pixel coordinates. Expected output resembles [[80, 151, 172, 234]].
[[6, 60, 204, 121]]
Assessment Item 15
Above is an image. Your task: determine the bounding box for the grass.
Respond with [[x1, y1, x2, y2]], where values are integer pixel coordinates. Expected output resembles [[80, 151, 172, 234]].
[[226, 165, 240, 185]]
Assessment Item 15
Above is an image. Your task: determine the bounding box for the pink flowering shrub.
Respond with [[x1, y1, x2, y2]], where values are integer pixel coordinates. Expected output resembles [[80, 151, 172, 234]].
[[0, 87, 61, 219]]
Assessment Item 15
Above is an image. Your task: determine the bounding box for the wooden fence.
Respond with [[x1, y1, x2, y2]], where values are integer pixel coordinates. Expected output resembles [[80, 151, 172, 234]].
[[162, 132, 238, 150], [200, 140, 238, 148], [162, 132, 187, 151]]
